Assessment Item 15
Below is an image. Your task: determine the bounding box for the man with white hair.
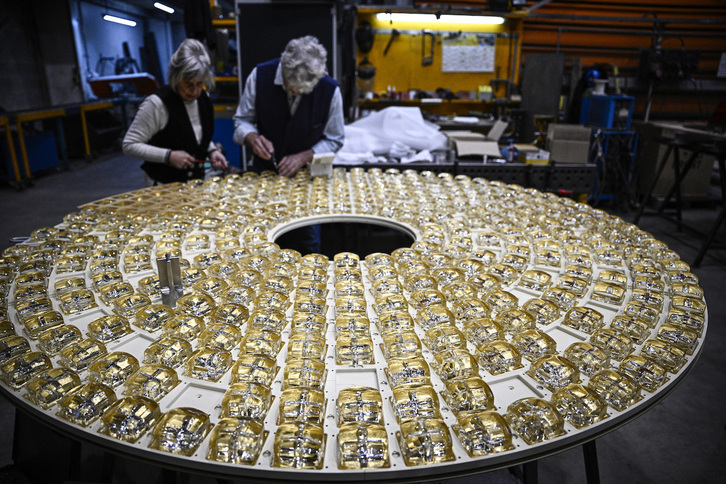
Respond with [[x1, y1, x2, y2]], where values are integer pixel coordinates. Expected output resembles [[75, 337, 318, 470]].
[[233, 35, 345, 177]]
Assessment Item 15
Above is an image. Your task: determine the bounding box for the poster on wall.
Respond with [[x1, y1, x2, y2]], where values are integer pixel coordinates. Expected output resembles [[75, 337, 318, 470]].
[[441, 34, 496, 73]]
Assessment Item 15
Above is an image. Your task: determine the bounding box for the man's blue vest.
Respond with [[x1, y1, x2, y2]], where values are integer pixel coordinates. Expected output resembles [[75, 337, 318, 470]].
[[255, 58, 337, 160]]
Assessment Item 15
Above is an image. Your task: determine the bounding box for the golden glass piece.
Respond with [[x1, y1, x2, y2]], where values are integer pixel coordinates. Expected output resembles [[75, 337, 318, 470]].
[[534, 248, 561, 268], [298, 265, 327, 283], [290, 312, 327, 336], [670, 295, 706, 316], [22, 310, 64, 340], [337, 386, 384, 425], [24, 367, 82, 409], [181, 267, 206, 285], [37, 324, 82, 355], [513, 329, 558, 362], [397, 418, 455, 466], [144, 336, 193, 368], [432, 348, 479, 381], [287, 332, 327, 361], [299, 280, 328, 300], [136, 275, 161, 297], [377, 311, 415, 336], [209, 303, 249, 328], [591, 282, 626, 306], [391, 385, 441, 423], [528, 355, 579, 391], [193, 276, 229, 301], [553, 275, 588, 297], [564, 264, 593, 284], [447, 402, 512, 456], [99, 396, 161, 443], [463, 318, 502, 347], [518, 270, 552, 291], [184, 233, 211, 251], [521, 297, 561, 325], [184, 347, 232, 381], [207, 417, 266, 464], [176, 292, 216, 319], [598, 270, 628, 288], [124, 363, 179, 400], [386, 357, 431, 389], [87, 351, 139, 388], [484, 291, 518, 318], [278, 387, 326, 425], [197, 323, 240, 352], [665, 269, 699, 285], [552, 383, 608, 429], [657, 323, 699, 354], [619, 355, 668, 392], [336, 334, 374, 365], [413, 305, 453, 331], [16, 297, 53, 323], [207, 261, 240, 279], [497, 309, 536, 336], [337, 422, 390, 470], [99, 281, 134, 305], [248, 309, 287, 333], [134, 304, 175, 333], [239, 329, 281, 358], [488, 263, 519, 285], [162, 314, 205, 341], [542, 287, 578, 312], [149, 407, 212, 456], [85, 314, 131, 343], [56, 381, 117, 427], [220, 382, 272, 420], [624, 300, 660, 327], [588, 369, 642, 411], [423, 325, 466, 354], [123, 253, 152, 273], [566, 253, 593, 268], [294, 295, 327, 315], [590, 328, 634, 361], [113, 293, 152, 319], [334, 314, 370, 338], [54, 277, 86, 298], [505, 397, 565, 444], [381, 331, 421, 360], [273, 422, 326, 469], [283, 358, 326, 390], [453, 298, 492, 326], [57, 337, 107, 372], [441, 377, 494, 418], [88, 259, 118, 275], [255, 290, 290, 313], [563, 306, 604, 334], [193, 252, 223, 270], [0, 351, 52, 389], [222, 285, 255, 308], [476, 340, 523, 375], [91, 270, 124, 291], [13, 283, 47, 303], [370, 279, 403, 298], [631, 289, 665, 312], [233, 268, 262, 289], [641, 339, 686, 373], [232, 355, 277, 387]]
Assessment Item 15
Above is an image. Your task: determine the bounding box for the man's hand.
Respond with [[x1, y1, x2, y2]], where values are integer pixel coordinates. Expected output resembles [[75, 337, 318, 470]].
[[168, 150, 196, 170], [278, 149, 314, 177], [245, 133, 274, 160], [209, 150, 228, 171]]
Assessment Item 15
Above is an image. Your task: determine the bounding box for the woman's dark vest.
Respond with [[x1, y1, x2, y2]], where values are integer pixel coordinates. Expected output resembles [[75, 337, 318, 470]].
[[140, 85, 214, 183], [254, 59, 337, 170]]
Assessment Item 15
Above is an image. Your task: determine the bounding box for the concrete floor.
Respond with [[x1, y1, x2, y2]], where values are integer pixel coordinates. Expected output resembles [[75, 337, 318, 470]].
[[1, 152, 725, 484]]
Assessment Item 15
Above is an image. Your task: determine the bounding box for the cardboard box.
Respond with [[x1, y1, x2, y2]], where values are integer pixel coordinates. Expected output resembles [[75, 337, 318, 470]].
[[446, 131, 501, 158], [515, 144, 550, 164], [546, 124, 592, 164]]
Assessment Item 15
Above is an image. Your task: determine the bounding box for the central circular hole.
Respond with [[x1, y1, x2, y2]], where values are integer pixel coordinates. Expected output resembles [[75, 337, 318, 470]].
[[274, 222, 416, 258]]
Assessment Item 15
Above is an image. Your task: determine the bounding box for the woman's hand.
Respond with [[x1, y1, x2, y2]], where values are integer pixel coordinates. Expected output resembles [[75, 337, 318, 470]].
[[168, 150, 196, 170], [209, 150, 228, 170]]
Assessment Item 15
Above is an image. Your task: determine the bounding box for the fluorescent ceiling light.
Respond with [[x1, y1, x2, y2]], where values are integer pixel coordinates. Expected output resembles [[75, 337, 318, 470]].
[[375, 12, 505, 25], [102, 14, 137, 27], [154, 2, 175, 14]]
